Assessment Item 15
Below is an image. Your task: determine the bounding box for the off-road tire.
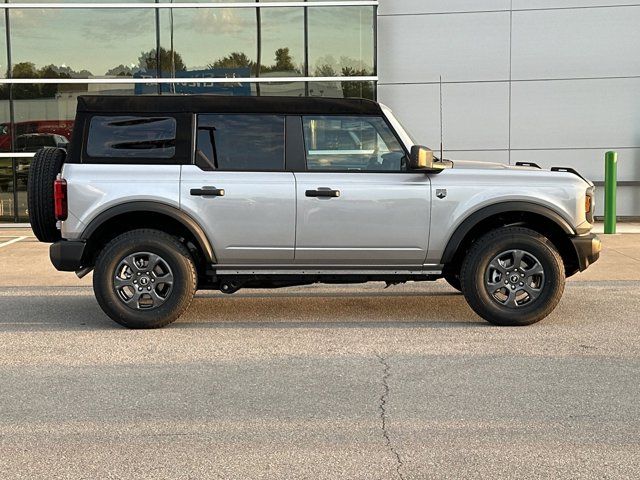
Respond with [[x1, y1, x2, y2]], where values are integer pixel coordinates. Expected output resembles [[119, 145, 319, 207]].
[[93, 229, 197, 329], [27, 147, 66, 242], [460, 227, 565, 326]]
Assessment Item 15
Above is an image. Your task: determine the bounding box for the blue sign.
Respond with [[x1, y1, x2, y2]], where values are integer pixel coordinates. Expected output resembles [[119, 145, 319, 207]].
[[134, 68, 252, 96]]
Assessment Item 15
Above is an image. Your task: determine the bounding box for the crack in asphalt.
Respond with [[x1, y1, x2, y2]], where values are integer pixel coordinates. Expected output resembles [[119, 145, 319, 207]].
[[376, 353, 406, 480]]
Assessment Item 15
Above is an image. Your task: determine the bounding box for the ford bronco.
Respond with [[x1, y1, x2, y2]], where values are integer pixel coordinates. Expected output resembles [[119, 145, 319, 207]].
[[27, 95, 601, 328]]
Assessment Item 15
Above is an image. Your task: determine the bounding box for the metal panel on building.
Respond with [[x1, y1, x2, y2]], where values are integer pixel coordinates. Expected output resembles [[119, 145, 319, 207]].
[[511, 78, 640, 149], [378, 11, 510, 84], [378, 0, 640, 216], [511, 6, 640, 80], [379, 0, 510, 15]]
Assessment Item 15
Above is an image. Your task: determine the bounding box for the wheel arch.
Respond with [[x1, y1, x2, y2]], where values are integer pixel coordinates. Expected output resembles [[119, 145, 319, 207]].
[[441, 202, 580, 277], [80, 201, 216, 271]]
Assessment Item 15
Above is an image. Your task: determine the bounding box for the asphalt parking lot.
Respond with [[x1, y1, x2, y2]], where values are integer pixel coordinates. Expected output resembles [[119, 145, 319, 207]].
[[1, 227, 639, 479]]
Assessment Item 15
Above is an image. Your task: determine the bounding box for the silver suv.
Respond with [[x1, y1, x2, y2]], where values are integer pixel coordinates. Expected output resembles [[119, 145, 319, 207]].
[[28, 95, 601, 328]]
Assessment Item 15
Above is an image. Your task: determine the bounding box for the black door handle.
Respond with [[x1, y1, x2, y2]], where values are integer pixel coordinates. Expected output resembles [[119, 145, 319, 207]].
[[305, 188, 340, 198], [190, 187, 225, 197]]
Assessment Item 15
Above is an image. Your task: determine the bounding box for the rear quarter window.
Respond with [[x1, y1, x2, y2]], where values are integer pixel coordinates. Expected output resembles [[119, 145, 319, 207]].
[[86, 116, 177, 160]]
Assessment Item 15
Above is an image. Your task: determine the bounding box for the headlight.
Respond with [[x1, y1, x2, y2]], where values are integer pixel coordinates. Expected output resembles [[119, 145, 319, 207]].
[[585, 187, 594, 223]]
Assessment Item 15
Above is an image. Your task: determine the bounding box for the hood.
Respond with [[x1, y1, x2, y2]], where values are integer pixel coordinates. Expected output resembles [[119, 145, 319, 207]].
[[450, 160, 537, 171], [447, 159, 593, 186]]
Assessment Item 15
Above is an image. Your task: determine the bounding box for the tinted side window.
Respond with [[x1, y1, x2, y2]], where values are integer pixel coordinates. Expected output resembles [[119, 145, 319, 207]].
[[196, 115, 285, 171], [302, 116, 406, 172], [87, 116, 176, 159]]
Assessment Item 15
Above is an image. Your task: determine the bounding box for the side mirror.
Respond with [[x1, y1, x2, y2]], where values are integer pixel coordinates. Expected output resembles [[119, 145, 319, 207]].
[[409, 145, 444, 172]]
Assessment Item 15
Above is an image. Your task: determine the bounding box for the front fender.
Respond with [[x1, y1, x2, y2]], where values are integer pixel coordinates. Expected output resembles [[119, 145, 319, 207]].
[[438, 201, 575, 265], [426, 169, 585, 264]]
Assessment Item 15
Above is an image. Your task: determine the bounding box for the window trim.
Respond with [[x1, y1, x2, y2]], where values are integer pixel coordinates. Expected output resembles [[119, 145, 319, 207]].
[[0, 2, 379, 10], [193, 113, 287, 173], [81, 113, 191, 165], [300, 114, 411, 173]]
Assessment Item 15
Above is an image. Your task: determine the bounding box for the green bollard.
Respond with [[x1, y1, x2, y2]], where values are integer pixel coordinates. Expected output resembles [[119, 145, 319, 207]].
[[604, 151, 617, 234]]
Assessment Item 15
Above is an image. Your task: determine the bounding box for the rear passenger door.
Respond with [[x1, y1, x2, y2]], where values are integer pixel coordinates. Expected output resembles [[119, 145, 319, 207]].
[[180, 114, 296, 264]]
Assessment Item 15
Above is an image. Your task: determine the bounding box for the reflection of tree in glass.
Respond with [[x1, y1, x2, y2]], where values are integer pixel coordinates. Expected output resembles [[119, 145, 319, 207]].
[[264, 48, 299, 74], [313, 55, 372, 77], [341, 66, 371, 77], [341, 67, 374, 99], [9, 63, 40, 100], [1, 62, 89, 99], [315, 64, 337, 77], [105, 65, 138, 77], [208, 52, 254, 70], [138, 47, 187, 75], [309, 63, 373, 99], [207, 48, 301, 76]]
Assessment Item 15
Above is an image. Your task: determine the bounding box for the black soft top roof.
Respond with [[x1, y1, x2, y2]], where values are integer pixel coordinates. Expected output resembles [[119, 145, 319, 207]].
[[77, 95, 382, 116]]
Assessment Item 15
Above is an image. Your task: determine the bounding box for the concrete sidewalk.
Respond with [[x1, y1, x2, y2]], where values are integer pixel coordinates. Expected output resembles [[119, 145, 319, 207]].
[[574, 233, 640, 282], [592, 222, 640, 234]]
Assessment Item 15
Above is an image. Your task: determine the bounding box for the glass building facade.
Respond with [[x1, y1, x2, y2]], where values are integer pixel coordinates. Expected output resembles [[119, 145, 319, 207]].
[[0, 1, 377, 222]]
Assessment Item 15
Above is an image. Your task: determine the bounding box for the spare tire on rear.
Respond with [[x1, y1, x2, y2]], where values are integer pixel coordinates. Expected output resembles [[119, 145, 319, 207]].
[[28, 147, 66, 242]]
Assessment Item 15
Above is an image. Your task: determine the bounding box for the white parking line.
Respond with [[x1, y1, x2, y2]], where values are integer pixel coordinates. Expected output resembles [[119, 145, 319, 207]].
[[0, 236, 28, 248]]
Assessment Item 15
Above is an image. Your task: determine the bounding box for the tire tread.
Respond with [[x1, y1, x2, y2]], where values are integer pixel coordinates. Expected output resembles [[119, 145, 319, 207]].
[[28, 147, 66, 242], [460, 226, 565, 326], [94, 229, 197, 329]]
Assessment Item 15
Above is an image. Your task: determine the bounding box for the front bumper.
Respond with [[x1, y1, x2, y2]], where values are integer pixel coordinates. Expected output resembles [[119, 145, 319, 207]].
[[50, 240, 86, 271], [570, 233, 601, 272]]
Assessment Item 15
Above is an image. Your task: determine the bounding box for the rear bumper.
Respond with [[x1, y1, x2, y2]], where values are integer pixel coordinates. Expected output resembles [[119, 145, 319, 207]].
[[570, 233, 601, 272], [50, 240, 86, 271]]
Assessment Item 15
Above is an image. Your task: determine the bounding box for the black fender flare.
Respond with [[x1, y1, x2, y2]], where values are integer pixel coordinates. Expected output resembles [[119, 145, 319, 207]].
[[81, 201, 216, 263], [440, 201, 575, 265]]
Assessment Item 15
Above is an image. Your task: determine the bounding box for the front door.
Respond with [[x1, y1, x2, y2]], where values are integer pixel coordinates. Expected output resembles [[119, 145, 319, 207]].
[[294, 115, 431, 266], [180, 114, 296, 264]]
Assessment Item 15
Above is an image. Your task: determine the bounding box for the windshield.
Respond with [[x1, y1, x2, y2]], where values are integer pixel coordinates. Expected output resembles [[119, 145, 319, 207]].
[[380, 104, 421, 150]]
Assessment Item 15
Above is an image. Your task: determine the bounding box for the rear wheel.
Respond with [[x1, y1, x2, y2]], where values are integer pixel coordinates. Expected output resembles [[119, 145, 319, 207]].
[[460, 227, 565, 326], [93, 229, 196, 329], [27, 147, 66, 242]]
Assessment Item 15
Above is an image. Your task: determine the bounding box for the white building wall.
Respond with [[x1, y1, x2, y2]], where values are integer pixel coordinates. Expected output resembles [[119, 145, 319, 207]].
[[377, 0, 640, 216]]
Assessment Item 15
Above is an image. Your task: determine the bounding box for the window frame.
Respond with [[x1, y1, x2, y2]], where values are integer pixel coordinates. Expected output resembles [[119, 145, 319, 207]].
[[300, 114, 410, 173], [81, 113, 192, 165], [193, 113, 287, 173]]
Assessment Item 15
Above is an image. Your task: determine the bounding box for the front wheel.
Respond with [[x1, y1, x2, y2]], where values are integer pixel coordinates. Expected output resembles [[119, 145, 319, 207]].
[[93, 229, 197, 329], [460, 227, 565, 326]]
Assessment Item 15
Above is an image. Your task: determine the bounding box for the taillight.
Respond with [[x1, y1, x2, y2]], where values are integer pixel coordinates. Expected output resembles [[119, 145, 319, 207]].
[[53, 177, 68, 221]]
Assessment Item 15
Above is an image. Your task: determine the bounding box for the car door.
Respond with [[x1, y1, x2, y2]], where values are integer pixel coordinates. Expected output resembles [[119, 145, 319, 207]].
[[294, 115, 431, 266], [180, 114, 296, 264]]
